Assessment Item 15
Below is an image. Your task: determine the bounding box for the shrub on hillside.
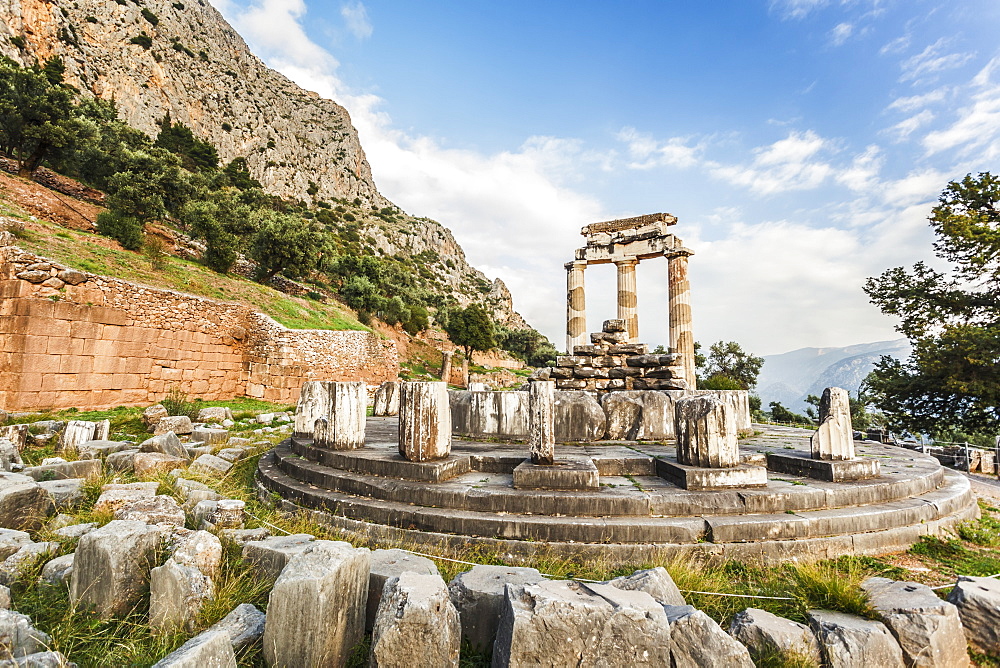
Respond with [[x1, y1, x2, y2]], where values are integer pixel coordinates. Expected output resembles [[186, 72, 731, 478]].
[[96, 211, 143, 251]]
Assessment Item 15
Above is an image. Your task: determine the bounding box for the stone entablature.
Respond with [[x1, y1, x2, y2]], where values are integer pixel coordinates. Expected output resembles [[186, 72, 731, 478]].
[[0, 243, 399, 411]]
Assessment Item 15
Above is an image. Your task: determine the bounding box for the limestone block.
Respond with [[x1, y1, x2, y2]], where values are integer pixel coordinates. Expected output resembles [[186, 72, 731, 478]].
[[153, 416, 193, 436], [143, 405, 169, 429], [664, 605, 755, 668], [150, 628, 236, 668], [492, 580, 673, 667], [60, 420, 108, 451], [294, 381, 328, 437], [242, 534, 315, 580], [947, 575, 1000, 654], [528, 381, 555, 465], [0, 542, 58, 585], [70, 520, 164, 619], [57, 268, 86, 285], [675, 395, 739, 468], [0, 441, 20, 473], [862, 577, 969, 667], [0, 585, 8, 608], [15, 270, 47, 284], [212, 603, 266, 652], [0, 609, 51, 659], [114, 495, 186, 527], [553, 391, 607, 442], [38, 478, 85, 509], [313, 383, 368, 450], [185, 446, 212, 460], [76, 440, 131, 459], [601, 390, 680, 441], [171, 530, 223, 579], [93, 484, 156, 513], [366, 548, 438, 630], [197, 407, 233, 424], [220, 528, 270, 546], [448, 564, 546, 651], [371, 572, 460, 668], [399, 382, 451, 462], [449, 390, 529, 440], [373, 381, 400, 416], [150, 559, 215, 633], [105, 449, 140, 472], [212, 500, 245, 530], [189, 428, 230, 446], [262, 541, 371, 667], [808, 609, 904, 668], [728, 607, 822, 665], [190, 454, 233, 477], [605, 566, 685, 606], [810, 387, 854, 461], [255, 413, 275, 424], [0, 532, 31, 562], [215, 448, 245, 463], [139, 433, 188, 460], [134, 453, 187, 478], [0, 473, 52, 531], [52, 523, 95, 539], [24, 459, 100, 481], [0, 426, 29, 452], [40, 553, 74, 587], [191, 500, 218, 529]]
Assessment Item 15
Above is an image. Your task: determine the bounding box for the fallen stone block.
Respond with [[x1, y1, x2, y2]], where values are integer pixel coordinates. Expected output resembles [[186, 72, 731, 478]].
[[190, 500, 218, 529], [153, 417, 193, 436], [366, 548, 438, 630], [140, 433, 188, 460], [105, 449, 140, 472], [373, 381, 400, 417], [133, 453, 187, 478], [220, 528, 269, 546], [40, 553, 74, 587], [729, 607, 822, 665], [114, 495, 186, 527], [190, 454, 232, 477], [0, 609, 51, 659], [70, 520, 164, 619], [1, 650, 76, 666], [661, 604, 756, 667], [0, 440, 21, 473], [150, 628, 236, 668], [371, 572, 460, 667], [448, 564, 547, 651], [150, 559, 215, 633], [263, 541, 371, 667], [76, 440, 132, 460], [93, 484, 157, 514], [601, 390, 678, 441], [554, 391, 607, 441], [171, 530, 223, 579], [38, 479, 85, 510], [52, 523, 95, 540], [215, 449, 245, 463], [0, 585, 8, 609], [0, 426, 29, 453], [0, 531, 33, 561], [0, 542, 59, 586], [197, 407, 233, 424], [174, 478, 211, 498], [947, 575, 1000, 655], [808, 609, 904, 667], [605, 566, 686, 606], [862, 576, 969, 667], [142, 405, 169, 429], [190, 428, 229, 446], [212, 603, 266, 652], [60, 420, 109, 451], [211, 500, 245, 530], [23, 460, 100, 481], [0, 473, 51, 531], [242, 534, 314, 580]]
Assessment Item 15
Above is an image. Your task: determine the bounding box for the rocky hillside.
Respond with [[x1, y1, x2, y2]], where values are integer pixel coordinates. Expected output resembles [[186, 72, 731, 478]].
[[0, 0, 529, 329]]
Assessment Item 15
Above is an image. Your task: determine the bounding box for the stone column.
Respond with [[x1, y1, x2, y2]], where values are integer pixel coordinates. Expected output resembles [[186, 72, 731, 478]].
[[565, 260, 587, 353], [440, 351, 453, 384], [399, 382, 451, 462], [312, 382, 367, 450], [668, 251, 695, 388], [294, 381, 330, 438], [528, 381, 555, 465], [810, 387, 854, 460], [674, 395, 738, 468], [615, 258, 639, 343]]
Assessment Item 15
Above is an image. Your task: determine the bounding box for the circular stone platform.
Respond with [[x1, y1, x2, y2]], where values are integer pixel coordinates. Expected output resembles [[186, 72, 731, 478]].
[[256, 419, 979, 564]]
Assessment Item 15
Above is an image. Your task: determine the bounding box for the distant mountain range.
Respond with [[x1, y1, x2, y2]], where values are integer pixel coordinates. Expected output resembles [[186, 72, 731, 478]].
[[756, 339, 912, 413]]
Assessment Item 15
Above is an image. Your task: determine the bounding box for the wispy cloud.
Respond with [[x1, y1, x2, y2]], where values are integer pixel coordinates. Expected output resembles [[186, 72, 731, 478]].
[[829, 22, 853, 46], [900, 38, 976, 84], [887, 110, 935, 141], [709, 130, 836, 195], [887, 87, 949, 113], [768, 0, 830, 20], [922, 58, 1000, 159], [340, 2, 372, 40], [616, 128, 701, 170], [879, 33, 910, 56]]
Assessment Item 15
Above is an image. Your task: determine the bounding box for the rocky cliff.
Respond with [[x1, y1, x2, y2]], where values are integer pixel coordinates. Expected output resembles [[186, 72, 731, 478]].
[[0, 0, 530, 329]]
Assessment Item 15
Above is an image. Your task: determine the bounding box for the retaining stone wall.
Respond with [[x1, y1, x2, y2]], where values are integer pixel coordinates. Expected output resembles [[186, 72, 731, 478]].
[[0, 244, 399, 411]]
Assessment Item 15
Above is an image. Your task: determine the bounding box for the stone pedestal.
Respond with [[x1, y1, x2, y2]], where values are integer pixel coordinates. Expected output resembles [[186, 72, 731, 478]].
[[675, 395, 738, 468], [655, 458, 767, 491], [528, 382, 555, 465], [565, 260, 587, 353], [311, 382, 366, 450], [668, 252, 696, 389], [811, 387, 854, 461], [766, 452, 880, 482], [513, 456, 599, 490], [615, 259, 639, 343], [440, 352, 453, 384], [399, 382, 451, 462]]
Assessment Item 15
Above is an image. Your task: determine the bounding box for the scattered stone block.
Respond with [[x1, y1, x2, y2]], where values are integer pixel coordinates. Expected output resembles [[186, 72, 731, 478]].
[[134, 452, 187, 478], [810, 387, 854, 461], [553, 391, 607, 442], [373, 381, 400, 416], [153, 417, 193, 436], [448, 564, 546, 651], [197, 407, 233, 424], [150, 628, 236, 668], [0, 440, 21, 473], [190, 500, 218, 529], [140, 433, 188, 460], [862, 577, 969, 667], [52, 523, 96, 540], [212, 500, 244, 530], [190, 454, 232, 477], [0, 584, 8, 608], [142, 405, 169, 429], [76, 440, 131, 460], [0, 531, 32, 561], [601, 390, 677, 441], [808, 609, 905, 667], [255, 414, 274, 425], [0, 426, 29, 453], [262, 541, 371, 667], [220, 528, 269, 546], [0, 473, 52, 531], [171, 530, 223, 579], [60, 420, 109, 451], [150, 559, 215, 633], [947, 575, 1000, 654], [399, 382, 451, 462], [40, 553, 74, 587], [371, 572, 460, 668], [114, 495, 186, 527], [185, 445, 213, 460], [105, 448, 140, 472], [675, 394, 738, 468], [37, 479, 85, 510], [93, 485, 157, 514], [0, 542, 59, 585], [24, 459, 100, 481], [242, 534, 315, 580], [366, 549, 438, 630], [212, 603, 266, 652], [70, 520, 164, 618], [174, 478, 211, 499], [0, 609, 51, 659], [215, 448, 245, 463], [729, 607, 822, 665], [605, 566, 685, 606], [665, 604, 755, 667], [190, 428, 229, 446]]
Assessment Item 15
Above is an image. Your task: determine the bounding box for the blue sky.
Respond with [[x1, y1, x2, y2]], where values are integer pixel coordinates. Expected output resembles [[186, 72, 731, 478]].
[[211, 0, 1000, 355]]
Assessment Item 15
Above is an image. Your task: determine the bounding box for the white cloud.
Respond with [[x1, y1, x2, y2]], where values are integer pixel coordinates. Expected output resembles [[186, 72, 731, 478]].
[[900, 38, 976, 84], [340, 2, 372, 40], [879, 33, 910, 56], [922, 57, 1000, 159], [829, 22, 853, 46], [708, 130, 836, 195], [616, 127, 701, 170], [887, 87, 948, 113], [768, 0, 830, 20], [887, 109, 935, 141], [835, 144, 883, 190], [880, 169, 950, 208]]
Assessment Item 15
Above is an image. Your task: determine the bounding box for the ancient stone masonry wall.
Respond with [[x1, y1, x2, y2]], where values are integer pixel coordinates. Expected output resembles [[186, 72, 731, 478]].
[[0, 243, 399, 411]]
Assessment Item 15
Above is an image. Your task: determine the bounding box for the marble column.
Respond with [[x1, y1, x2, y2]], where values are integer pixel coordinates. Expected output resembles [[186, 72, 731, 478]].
[[674, 395, 738, 468], [810, 387, 855, 461], [615, 258, 639, 343], [528, 381, 555, 465], [565, 260, 588, 353], [440, 351, 453, 384], [668, 251, 695, 388], [398, 381, 451, 462]]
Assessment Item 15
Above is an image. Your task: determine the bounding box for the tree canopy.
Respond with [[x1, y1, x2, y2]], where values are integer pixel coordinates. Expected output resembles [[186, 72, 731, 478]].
[[699, 340, 764, 390], [863, 172, 1000, 435], [443, 305, 496, 359]]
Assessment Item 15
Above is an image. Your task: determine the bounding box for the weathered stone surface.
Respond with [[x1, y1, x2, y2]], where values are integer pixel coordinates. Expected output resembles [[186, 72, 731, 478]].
[[312, 383, 368, 449], [171, 530, 223, 579], [729, 607, 822, 665], [371, 572, 460, 668], [70, 520, 164, 619], [0, 542, 58, 586], [553, 391, 607, 442], [242, 534, 315, 580], [0, 441, 20, 474], [675, 394, 738, 468], [189, 428, 230, 446], [0, 585, 8, 609], [862, 577, 969, 667], [40, 553, 74, 587], [448, 564, 546, 651], [212, 603, 266, 652], [60, 420, 110, 451], [808, 609, 905, 668], [366, 549, 438, 630], [134, 452, 187, 478], [220, 527, 270, 546], [0, 532, 32, 562], [139, 433, 188, 460], [373, 381, 400, 417], [947, 575, 1000, 654], [665, 604, 755, 668], [293, 381, 329, 437], [528, 381, 555, 465], [143, 405, 169, 429], [215, 448, 245, 463], [492, 580, 673, 667], [810, 387, 854, 461], [153, 417, 193, 436], [0, 609, 51, 659], [105, 449, 140, 472], [606, 566, 686, 606], [150, 559, 215, 633], [0, 649, 74, 666], [263, 540, 371, 668], [190, 454, 233, 477], [150, 628, 236, 668], [449, 390, 529, 439], [93, 484, 157, 513], [36, 478, 83, 509], [512, 456, 599, 490], [52, 523, 95, 540], [693, 390, 753, 433], [601, 390, 679, 441], [0, 426, 28, 454], [197, 407, 233, 424], [24, 459, 100, 481], [0, 473, 51, 531], [399, 382, 451, 462], [76, 440, 131, 460], [114, 495, 186, 527]]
